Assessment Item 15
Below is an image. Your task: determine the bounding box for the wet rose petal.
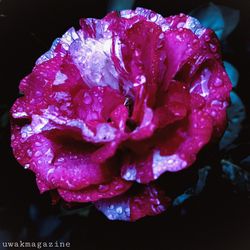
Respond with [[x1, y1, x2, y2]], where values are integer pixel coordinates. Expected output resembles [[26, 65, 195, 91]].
[[58, 177, 132, 203], [95, 184, 171, 221]]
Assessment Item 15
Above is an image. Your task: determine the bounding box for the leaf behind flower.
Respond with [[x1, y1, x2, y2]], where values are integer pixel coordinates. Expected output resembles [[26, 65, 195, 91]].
[[108, 0, 135, 11], [219, 92, 246, 150], [224, 61, 239, 88], [190, 2, 240, 40]]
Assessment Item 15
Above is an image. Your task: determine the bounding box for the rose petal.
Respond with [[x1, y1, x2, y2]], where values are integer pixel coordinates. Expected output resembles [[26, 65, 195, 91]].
[[11, 127, 119, 191], [58, 177, 132, 203], [95, 184, 171, 221]]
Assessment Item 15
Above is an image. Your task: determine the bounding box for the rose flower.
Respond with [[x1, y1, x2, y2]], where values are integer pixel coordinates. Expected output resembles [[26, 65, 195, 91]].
[[11, 8, 231, 221]]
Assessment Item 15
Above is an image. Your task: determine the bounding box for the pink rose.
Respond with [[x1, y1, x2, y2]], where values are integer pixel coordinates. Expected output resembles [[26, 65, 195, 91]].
[[11, 8, 231, 221]]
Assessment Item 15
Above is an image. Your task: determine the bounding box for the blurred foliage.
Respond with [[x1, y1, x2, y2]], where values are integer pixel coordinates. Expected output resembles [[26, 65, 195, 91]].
[[59, 204, 92, 218], [221, 160, 250, 193], [223, 61, 239, 88], [108, 0, 135, 11], [190, 2, 240, 40], [241, 156, 250, 167], [219, 92, 246, 150], [173, 166, 211, 206]]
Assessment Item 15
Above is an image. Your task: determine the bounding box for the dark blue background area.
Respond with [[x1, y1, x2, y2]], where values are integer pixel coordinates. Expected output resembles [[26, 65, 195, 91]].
[[0, 1, 250, 250]]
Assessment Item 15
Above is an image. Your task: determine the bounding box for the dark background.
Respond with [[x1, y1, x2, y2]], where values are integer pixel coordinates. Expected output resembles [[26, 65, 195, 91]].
[[0, 0, 250, 250]]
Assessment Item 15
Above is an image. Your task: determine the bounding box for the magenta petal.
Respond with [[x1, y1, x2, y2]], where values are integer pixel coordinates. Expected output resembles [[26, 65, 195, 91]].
[[162, 28, 203, 87], [11, 127, 118, 191], [95, 184, 171, 221], [58, 177, 132, 203], [36, 177, 51, 193]]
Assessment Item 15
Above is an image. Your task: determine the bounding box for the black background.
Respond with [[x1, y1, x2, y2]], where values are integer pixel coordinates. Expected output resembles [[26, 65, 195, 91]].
[[0, 1, 250, 250]]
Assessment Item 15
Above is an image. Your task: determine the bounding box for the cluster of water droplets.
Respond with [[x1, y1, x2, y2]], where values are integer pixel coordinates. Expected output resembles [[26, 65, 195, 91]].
[[95, 198, 130, 221]]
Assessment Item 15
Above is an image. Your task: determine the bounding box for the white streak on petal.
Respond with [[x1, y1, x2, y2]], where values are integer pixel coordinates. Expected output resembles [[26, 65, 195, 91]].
[[95, 123, 116, 142], [46, 168, 55, 180], [122, 166, 137, 181], [60, 27, 80, 51], [152, 151, 187, 179], [95, 198, 130, 221], [119, 9, 136, 18], [36, 38, 60, 65], [120, 8, 170, 31], [66, 119, 94, 138], [190, 69, 211, 97], [200, 69, 211, 97], [12, 111, 28, 119], [21, 115, 49, 139], [183, 16, 206, 37], [70, 37, 119, 90], [53, 71, 67, 85]]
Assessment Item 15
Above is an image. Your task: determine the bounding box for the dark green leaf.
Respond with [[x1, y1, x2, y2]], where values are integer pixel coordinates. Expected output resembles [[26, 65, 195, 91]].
[[219, 92, 246, 150], [219, 6, 240, 40], [108, 0, 135, 11], [190, 2, 224, 39], [172, 188, 194, 207], [173, 166, 211, 206], [240, 156, 250, 167], [60, 205, 92, 218], [224, 61, 239, 87], [195, 166, 211, 194], [38, 216, 61, 238], [221, 159, 250, 192], [190, 2, 240, 40]]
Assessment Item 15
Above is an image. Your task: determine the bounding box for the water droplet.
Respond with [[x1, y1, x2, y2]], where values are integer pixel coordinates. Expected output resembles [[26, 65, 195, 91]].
[[34, 151, 42, 157], [35, 91, 42, 97], [83, 92, 92, 105], [125, 207, 130, 214], [177, 22, 185, 29], [114, 183, 124, 191], [27, 149, 32, 157], [98, 184, 109, 193], [150, 13, 157, 22], [193, 39, 198, 44], [134, 75, 146, 87], [161, 24, 169, 31], [58, 157, 65, 162], [109, 204, 114, 209], [21, 132, 27, 138], [135, 49, 140, 57], [24, 164, 30, 169], [204, 34, 210, 42], [176, 35, 182, 41], [209, 43, 217, 53], [107, 214, 114, 220], [159, 33, 165, 39], [116, 206, 123, 214], [214, 78, 222, 87], [167, 159, 174, 164]]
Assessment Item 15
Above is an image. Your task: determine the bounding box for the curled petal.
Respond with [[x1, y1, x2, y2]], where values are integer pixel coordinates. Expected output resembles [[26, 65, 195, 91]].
[[58, 177, 132, 203], [95, 184, 171, 221]]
